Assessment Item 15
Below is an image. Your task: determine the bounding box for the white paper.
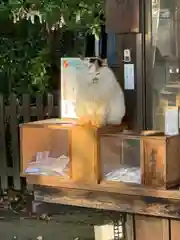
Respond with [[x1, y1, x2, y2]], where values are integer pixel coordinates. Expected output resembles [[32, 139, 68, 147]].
[[124, 64, 135, 90], [25, 152, 70, 177], [165, 107, 179, 136], [61, 58, 90, 119]]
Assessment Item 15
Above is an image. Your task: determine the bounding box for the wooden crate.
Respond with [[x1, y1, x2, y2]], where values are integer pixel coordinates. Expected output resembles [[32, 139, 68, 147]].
[[20, 119, 126, 186], [101, 131, 180, 189], [141, 133, 180, 189]]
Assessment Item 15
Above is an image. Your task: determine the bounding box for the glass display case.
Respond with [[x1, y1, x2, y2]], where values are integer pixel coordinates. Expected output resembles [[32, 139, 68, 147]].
[[20, 119, 72, 179], [100, 130, 180, 189], [100, 132, 141, 184]]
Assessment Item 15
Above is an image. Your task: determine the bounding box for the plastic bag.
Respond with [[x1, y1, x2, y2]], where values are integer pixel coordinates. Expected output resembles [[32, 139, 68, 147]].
[[104, 165, 141, 184], [25, 151, 69, 177]]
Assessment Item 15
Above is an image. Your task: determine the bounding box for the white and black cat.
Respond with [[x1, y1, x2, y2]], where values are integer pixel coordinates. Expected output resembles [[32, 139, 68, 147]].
[[68, 57, 126, 126]]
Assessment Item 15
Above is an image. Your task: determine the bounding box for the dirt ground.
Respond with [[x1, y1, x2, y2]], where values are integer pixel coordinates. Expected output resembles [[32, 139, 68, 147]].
[[0, 204, 123, 240]]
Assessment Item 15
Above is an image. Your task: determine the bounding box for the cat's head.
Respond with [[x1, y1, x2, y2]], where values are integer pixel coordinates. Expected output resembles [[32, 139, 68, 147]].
[[81, 57, 107, 74]]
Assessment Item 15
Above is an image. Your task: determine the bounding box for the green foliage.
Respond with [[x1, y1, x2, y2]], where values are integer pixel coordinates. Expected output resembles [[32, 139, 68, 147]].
[[1, 0, 104, 37], [0, 0, 104, 97], [0, 20, 50, 97]]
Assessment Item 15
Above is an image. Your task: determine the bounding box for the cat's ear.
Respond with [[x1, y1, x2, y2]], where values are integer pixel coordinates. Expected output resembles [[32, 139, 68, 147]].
[[78, 55, 85, 60], [101, 58, 107, 66]]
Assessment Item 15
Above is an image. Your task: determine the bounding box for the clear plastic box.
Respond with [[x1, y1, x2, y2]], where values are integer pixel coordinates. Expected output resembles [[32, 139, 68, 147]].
[[21, 119, 72, 178], [100, 131, 141, 184]]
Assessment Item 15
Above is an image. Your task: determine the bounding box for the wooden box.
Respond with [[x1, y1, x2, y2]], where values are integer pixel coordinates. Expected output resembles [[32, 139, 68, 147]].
[[100, 132, 141, 184], [141, 133, 180, 189], [20, 119, 126, 186], [100, 131, 180, 189]]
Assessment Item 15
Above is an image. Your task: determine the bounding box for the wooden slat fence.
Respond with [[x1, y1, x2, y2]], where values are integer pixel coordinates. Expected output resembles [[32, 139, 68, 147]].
[[0, 93, 59, 190]]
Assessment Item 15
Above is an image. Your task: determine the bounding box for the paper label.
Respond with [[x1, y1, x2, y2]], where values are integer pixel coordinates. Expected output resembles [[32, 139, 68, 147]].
[[124, 64, 135, 90], [165, 107, 179, 136]]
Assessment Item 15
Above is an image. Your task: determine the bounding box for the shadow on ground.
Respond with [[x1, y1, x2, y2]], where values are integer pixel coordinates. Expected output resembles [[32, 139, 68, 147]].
[[0, 204, 121, 240]]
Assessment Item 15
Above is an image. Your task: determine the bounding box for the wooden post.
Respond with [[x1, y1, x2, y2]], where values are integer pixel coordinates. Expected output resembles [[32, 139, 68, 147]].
[[125, 214, 134, 240], [9, 94, 21, 189], [0, 95, 8, 189]]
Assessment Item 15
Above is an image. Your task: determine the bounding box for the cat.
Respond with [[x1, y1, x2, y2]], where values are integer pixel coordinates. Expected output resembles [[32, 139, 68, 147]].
[[65, 57, 126, 127]]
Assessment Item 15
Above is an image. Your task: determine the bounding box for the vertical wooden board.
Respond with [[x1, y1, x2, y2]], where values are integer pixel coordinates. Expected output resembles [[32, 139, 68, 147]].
[[171, 220, 180, 240], [107, 33, 118, 66], [166, 135, 180, 186], [36, 94, 44, 120], [71, 126, 100, 183], [105, 0, 140, 33], [141, 138, 165, 188], [9, 94, 21, 189], [47, 93, 54, 118], [22, 94, 30, 123], [113, 34, 139, 129], [125, 214, 134, 240], [135, 215, 169, 240], [0, 95, 8, 189]]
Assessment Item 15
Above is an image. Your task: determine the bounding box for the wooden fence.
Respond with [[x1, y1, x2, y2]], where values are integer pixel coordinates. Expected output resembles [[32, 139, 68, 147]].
[[0, 93, 59, 190]]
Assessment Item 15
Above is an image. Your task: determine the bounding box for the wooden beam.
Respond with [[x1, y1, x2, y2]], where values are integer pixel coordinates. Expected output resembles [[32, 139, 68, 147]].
[[26, 177, 180, 200], [34, 186, 180, 220]]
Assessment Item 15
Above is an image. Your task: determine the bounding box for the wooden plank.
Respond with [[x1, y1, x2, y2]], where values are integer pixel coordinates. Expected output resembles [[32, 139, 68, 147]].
[[9, 94, 21, 189], [166, 135, 180, 188], [107, 33, 118, 66], [125, 214, 134, 240], [33, 186, 180, 219], [106, 0, 140, 33], [47, 93, 54, 118], [0, 95, 8, 189], [171, 220, 180, 240], [142, 134, 180, 189], [5, 105, 59, 118], [142, 138, 165, 188], [22, 94, 30, 123], [25, 174, 180, 201], [36, 94, 44, 120], [135, 215, 169, 240]]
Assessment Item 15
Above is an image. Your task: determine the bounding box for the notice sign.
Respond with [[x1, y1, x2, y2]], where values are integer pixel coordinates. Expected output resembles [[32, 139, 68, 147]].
[[124, 64, 135, 90], [61, 57, 89, 119]]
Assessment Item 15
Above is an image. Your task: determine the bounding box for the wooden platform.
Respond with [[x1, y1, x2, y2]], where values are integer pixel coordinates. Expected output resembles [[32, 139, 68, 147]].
[[32, 183, 180, 240], [33, 182, 180, 220]]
